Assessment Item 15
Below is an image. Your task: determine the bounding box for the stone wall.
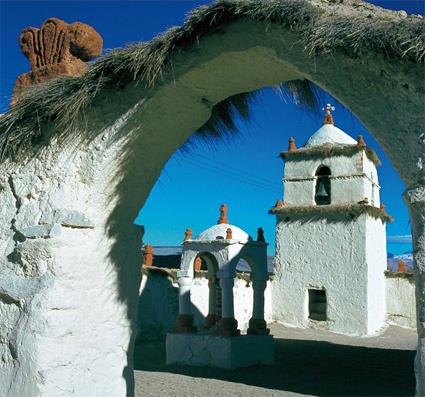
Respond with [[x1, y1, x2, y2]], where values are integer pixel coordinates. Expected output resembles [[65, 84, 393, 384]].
[[136, 267, 273, 341]]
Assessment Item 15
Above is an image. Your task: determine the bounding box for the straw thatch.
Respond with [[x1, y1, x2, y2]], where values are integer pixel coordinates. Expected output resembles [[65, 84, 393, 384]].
[[384, 270, 414, 281], [281, 143, 381, 165], [270, 203, 393, 223], [0, 0, 423, 160]]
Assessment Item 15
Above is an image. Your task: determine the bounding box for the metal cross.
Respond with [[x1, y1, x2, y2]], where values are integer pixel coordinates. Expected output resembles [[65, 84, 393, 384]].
[[322, 104, 335, 113]]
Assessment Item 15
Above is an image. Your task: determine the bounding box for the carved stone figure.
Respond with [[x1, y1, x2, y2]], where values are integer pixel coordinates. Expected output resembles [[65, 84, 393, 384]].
[[13, 17, 102, 100]]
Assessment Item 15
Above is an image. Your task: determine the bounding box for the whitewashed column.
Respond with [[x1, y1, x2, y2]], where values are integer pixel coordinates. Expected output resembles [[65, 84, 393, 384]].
[[218, 277, 239, 336], [205, 277, 219, 329], [175, 276, 196, 333], [405, 187, 425, 396], [248, 279, 270, 335]]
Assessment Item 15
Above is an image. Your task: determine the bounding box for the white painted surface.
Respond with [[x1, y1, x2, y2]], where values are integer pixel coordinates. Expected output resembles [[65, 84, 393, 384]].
[[195, 224, 252, 243], [366, 217, 387, 332], [386, 275, 417, 329], [166, 333, 274, 369], [305, 124, 357, 147], [276, 128, 387, 336], [0, 144, 142, 396], [283, 152, 381, 207], [273, 212, 387, 336], [137, 271, 273, 340]]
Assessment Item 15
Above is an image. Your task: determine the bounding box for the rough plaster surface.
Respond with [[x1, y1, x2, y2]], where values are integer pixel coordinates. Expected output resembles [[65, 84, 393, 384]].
[[273, 214, 387, 335], [305, 124, 357, 147], [283, 152, 380, 207], [275, 147, 387, 336], [137, 269, 415, 341], [137, 271, 273, 341], [386, 275, 417, 329], [0, 5, 424, 396]]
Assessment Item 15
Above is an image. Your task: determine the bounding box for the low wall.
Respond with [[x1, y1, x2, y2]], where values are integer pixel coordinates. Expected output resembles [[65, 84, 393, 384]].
[[385, 271, 416, 329], [136, 267, 417, 342], [136, 267, 273, 341]]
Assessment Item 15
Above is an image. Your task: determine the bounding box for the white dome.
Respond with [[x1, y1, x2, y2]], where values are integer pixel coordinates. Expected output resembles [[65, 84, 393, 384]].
[[305, 124, 356, 147], [195, 223, 252, 243]]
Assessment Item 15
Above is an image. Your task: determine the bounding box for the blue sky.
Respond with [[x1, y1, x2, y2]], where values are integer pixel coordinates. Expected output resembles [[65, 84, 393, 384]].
[[2, 0, 423, 255]]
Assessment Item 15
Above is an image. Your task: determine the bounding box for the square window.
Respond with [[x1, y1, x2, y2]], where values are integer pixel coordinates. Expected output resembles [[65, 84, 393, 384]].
[[308, 289, 327, 321]]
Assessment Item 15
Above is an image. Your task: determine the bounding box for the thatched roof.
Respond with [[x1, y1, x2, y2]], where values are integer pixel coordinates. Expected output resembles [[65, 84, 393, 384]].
[[0, 0, 423, 161], [281, 143, 381, 165], [384, 270, 414, 281], [270, 203, 393, 223]]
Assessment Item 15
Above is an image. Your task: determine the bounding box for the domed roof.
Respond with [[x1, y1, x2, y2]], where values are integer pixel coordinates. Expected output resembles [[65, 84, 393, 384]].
[[195, 223, 252, 243], [305, 123, 357, 147]]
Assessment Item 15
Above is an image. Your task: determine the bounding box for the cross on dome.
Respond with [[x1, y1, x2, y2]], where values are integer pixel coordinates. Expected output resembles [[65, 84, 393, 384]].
[[323, 103, 335, 125]]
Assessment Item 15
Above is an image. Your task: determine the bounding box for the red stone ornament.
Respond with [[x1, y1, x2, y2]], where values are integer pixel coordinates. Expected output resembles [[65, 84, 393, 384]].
[[143, 244, 154, 267], [288, 137, 297, 152], [184, 228, 192, 242], [217, 204, 229, 224]]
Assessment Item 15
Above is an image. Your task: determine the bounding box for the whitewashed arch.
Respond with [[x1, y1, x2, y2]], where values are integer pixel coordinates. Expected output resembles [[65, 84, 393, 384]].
[[0, 2, 423, 396]]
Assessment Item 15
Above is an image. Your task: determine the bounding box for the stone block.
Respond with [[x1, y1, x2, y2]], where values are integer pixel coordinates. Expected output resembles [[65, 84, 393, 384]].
[[166, 333, 274, 369], [18, 223, 61, 239], [40, 209, 94, 228]]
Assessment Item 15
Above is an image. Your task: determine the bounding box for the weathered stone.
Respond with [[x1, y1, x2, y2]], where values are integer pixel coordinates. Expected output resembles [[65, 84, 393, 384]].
[[18, 223, 61, 239], [40, 209, 94, 228], [13, 17, 102, 101], [13, 239, 55, 278], [13, 201, 41, 230]]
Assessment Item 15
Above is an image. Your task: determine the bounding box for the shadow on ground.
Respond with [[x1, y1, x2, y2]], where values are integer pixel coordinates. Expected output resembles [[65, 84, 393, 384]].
[[134, 336, 415, 396]]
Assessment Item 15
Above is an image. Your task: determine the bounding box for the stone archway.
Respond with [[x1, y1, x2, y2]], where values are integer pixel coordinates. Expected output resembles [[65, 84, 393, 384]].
[[0, 1, 423, 396]]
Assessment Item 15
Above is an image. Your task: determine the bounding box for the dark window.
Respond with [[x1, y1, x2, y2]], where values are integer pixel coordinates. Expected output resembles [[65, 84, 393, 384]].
[[315, 166, 331, 205], [308, 289, 327, 321]]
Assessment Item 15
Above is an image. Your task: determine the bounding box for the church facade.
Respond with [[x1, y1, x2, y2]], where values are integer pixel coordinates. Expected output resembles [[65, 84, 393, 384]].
[[271, 105, 391, 336]]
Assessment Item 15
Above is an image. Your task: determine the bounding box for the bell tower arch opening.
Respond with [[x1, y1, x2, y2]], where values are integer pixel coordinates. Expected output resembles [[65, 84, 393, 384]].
[[315, 166, 331, 205]]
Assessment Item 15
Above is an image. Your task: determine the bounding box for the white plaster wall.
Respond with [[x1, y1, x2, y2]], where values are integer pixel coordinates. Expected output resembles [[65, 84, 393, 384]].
[[137, 270, 273, 340], [283, 152, 379, 206], [386, 275, 417, 329], [363, 156, 381, 207], [273, 213, 386, 336], [365, 217, 387, 333], [0, 118, 144, 397]]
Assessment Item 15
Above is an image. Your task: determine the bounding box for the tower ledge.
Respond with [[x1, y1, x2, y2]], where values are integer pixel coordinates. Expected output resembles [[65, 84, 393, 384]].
[[269, 203, 393, 223], [280, 143, 381, 166]]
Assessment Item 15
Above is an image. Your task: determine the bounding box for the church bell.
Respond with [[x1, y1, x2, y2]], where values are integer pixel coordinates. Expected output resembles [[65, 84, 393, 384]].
[[315, 179, 329, 198]]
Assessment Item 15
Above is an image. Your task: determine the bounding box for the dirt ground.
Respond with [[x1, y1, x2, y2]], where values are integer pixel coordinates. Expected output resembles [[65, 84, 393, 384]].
[[134, 324, 417, 397]]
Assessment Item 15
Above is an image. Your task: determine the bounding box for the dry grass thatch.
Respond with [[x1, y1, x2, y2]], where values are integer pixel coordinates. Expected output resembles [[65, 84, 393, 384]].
[[270, 203, 393, 223], [0, 0, 423, 161], [281, 143, 381, 165], [384, 270, 414, 281]]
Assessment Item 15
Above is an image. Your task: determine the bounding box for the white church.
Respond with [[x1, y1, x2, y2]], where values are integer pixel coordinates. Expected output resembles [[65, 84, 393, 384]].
[[140, 105, 415, 345], [271, 104, 390, 336]]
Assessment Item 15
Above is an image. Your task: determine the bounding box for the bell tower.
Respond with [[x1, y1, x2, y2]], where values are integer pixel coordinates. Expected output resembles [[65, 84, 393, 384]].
[[271, 105, 390, 336]]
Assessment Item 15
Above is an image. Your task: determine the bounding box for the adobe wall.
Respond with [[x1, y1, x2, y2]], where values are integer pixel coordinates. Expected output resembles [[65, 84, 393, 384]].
[[386, 273, 417, 329], [273, 213, 387, 335]]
